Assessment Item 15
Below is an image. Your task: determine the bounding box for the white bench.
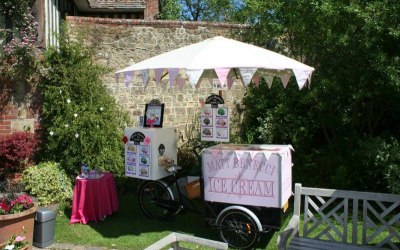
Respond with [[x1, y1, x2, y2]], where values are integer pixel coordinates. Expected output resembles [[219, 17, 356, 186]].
[[145, 232, 228, 250], [278, 183, 400, 250]]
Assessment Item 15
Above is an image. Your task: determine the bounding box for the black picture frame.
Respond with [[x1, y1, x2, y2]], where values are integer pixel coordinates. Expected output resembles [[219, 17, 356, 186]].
[[143, 103, 164, 128]]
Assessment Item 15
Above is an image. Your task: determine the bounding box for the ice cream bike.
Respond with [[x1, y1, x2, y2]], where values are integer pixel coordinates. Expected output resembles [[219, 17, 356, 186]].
[[123, 95, 293, 249], [117, 36, 314, 249]]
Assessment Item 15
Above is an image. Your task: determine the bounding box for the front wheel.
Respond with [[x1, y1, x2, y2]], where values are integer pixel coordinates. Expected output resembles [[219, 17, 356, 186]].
[[217, 209, 260, 249], [138, 180, 174, 220]]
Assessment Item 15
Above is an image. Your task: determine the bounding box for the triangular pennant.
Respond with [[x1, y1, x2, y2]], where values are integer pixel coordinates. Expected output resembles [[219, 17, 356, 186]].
[[252, 76, 260, 88], [124, 71, 133, 89], [280, 74, 291, 88], [177, 78, 185, 90], [239, 68, 257, 87], [293, 69, 313, 89], [186, 69, 204, 88], [262, 74, 274, 88], [168, 68, 179, 88], [154, 68, 164, 84], [215, 68, 230, 87], [227, 77, 234, 90], [211, 148, 221, 159], [141, 69, 150, 88]]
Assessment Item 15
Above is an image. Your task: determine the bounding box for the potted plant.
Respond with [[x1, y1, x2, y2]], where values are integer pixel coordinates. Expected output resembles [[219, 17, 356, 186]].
[[0, 194, 37, 249], [0, 229, 29, 250]]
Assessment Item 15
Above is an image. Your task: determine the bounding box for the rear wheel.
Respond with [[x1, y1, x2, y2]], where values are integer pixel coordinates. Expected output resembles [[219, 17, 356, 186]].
[[217, 209, 259, 249], [138, 180, 173, 220]]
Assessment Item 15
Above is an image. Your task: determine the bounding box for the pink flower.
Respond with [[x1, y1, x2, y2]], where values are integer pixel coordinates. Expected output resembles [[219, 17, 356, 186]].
[[15, 236, 25, 242]]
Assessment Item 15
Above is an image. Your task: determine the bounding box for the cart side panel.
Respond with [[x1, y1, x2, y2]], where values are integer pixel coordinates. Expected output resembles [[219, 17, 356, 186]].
[[202, 145, 292, 208], [124, 127, 176, 180]]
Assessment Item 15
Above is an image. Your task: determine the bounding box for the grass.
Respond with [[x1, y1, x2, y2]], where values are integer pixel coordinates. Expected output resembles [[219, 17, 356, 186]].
[[55, 194, 287, 249]]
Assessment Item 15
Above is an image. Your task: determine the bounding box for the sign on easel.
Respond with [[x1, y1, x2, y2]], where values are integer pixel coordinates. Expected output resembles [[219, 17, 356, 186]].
[[201, 94, 229, 142]]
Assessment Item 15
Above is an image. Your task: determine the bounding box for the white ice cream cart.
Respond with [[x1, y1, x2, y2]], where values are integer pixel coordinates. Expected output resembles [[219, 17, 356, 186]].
[[124, 127, 177, 180]]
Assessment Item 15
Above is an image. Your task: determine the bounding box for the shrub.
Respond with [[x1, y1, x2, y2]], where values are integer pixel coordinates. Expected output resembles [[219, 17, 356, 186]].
[[0, 131, 39, 174], [22, 162, 73, 206], [38, 29, 128, 177]]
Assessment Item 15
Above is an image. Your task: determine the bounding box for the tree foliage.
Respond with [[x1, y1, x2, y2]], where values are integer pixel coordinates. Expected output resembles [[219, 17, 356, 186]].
[[237, 0, 400, 192], [158, 0, 241, 21]]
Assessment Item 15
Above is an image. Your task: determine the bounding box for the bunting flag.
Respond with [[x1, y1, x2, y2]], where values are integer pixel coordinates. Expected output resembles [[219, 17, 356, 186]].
[[280, 74, 291, 88], [293, 69, 313, 89], [262, 74, 274, 88], [239, 68, 258, 87], [168, 68, 179, 88], [177, 78, 185, 90], [124, 71, 133, 89], [210, 148, 221, 158], [141, 69, 150, 88], [215, 68, 230, 87], [154, 68, 164, 84], [227, 77, 234, 90], [186, 69, 204, 88], [252, 76, 260, 88]]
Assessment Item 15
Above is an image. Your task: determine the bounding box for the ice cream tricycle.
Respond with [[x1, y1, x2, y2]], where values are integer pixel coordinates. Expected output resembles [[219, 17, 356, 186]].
[[117, 36, 314, 249], [123, 96, 293, 249]]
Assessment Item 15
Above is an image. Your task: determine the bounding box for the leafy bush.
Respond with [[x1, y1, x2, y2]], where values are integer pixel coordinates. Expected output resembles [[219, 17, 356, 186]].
[[0, 132, 39, 174], [22, 162, 73, 206], [38, 30, 128, 177]]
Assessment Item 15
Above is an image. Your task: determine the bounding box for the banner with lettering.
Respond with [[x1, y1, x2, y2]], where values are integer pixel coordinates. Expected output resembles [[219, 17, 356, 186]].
[[202, 144, 292, 208]]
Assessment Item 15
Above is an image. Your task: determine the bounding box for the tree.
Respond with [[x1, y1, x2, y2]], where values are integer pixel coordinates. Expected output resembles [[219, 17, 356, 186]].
[[157, 0, 181, 20], [237, 0, 400, 192], [39, 31, 129, 177], [158, 0, 241, 21]]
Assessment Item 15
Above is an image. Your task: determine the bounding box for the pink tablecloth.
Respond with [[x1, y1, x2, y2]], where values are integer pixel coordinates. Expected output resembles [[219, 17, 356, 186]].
[[70, 172, 119, 224]]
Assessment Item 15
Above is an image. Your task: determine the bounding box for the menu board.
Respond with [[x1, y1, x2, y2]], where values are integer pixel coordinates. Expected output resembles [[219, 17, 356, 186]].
[[126, 143, 151, 178], [201, 104, 229, 142]]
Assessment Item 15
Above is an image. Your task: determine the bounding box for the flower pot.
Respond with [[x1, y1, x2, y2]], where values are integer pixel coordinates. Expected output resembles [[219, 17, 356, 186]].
[[0, 241, 29, 250], [0, 203, 38, 250]]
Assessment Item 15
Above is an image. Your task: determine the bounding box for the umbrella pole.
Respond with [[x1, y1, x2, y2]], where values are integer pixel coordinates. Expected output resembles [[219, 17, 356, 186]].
[[218, 90, 223, 98]]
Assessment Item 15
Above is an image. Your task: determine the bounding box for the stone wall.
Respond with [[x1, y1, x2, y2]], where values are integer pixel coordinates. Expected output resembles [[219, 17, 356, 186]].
[[66, 17, 248, 139], [0, 17, 249, 141]]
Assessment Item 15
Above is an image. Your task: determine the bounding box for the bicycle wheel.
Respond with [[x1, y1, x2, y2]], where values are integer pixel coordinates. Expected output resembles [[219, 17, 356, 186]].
[[138, 180, 174, 220], [217, 209, 259, 249]]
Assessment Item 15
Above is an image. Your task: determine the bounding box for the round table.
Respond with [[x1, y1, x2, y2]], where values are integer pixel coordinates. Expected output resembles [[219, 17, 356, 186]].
[[70, 172, 119, 224]]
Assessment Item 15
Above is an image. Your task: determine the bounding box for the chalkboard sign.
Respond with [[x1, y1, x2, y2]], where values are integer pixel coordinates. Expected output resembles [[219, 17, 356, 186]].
[[205, 94, 224, 108], [130, 132, 145, 145]]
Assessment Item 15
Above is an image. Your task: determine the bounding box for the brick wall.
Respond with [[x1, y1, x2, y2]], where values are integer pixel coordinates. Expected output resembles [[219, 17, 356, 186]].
[[0, 79, 39, 139], [144, 0, 159, 20]]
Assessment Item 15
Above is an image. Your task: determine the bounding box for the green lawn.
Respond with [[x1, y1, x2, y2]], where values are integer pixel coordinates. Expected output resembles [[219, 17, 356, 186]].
[[55, 194, 287, 249]]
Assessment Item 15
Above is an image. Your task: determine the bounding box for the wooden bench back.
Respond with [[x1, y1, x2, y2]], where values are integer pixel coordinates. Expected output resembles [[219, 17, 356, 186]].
[[293, 183, 400, 249]]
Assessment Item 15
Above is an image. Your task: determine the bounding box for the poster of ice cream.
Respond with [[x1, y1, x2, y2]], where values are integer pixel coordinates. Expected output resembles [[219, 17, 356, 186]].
[[201, 104, 229, 142], [125, 141, 152, 178]]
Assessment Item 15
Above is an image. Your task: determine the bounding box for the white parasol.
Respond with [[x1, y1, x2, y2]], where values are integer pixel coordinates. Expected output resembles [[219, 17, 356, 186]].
[[115, 36, 314, 90]]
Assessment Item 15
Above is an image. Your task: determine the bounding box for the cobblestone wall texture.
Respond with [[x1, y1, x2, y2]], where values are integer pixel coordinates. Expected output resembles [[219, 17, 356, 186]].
[[66, 17, 248, 139], [0, 17, 249, 141]]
